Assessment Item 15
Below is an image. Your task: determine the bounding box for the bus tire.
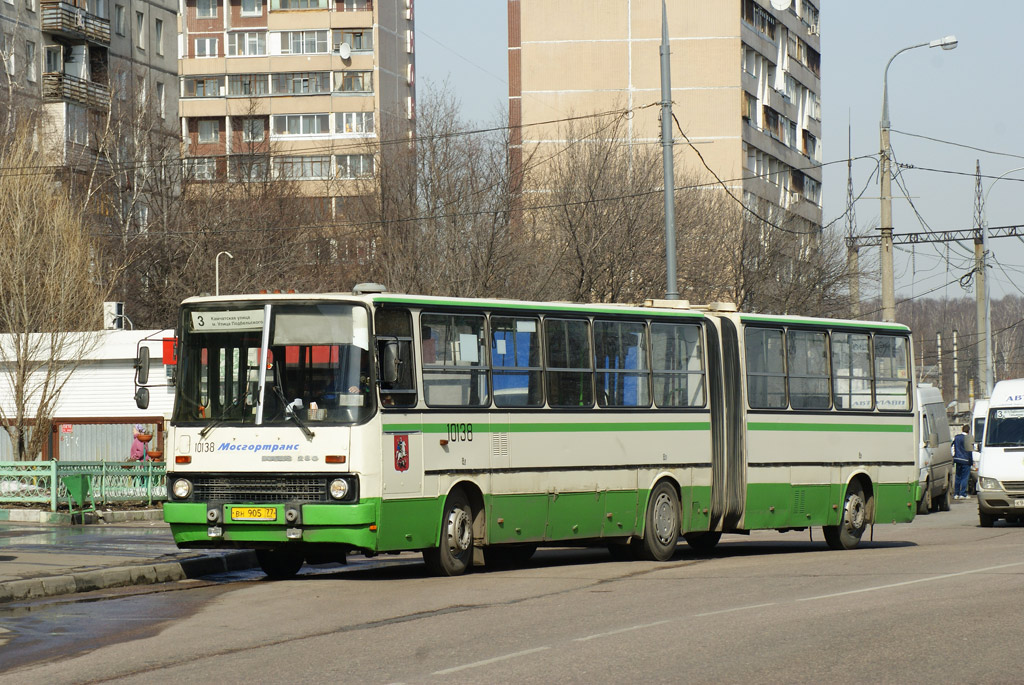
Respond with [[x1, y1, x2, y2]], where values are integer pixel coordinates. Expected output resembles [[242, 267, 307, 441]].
[[423, 490, 474, 576], [917, 479, 931, 516], [937, 475, 952, 512], [823, 481, 868, 550], [683, 531, 722, 553], [638, 481, 680, 561], [979, 512, 996, 528], [256, 548, 304, 579]]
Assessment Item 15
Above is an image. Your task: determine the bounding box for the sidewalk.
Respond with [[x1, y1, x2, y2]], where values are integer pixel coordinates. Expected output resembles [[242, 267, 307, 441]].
[[0, 511, 257, 604]]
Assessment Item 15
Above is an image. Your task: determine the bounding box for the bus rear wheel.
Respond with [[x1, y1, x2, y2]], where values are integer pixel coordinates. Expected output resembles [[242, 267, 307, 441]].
[[638, 481, 680, 561], [683, 531, 722, 553], [256, 548, 304, 579], [823, 481, 868, 550], [424, 490, 474, 576]]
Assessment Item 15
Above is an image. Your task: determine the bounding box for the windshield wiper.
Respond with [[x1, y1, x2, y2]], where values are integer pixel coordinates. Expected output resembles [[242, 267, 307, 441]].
[[271, 384, 315, 440], [199, 395, 244, 439]]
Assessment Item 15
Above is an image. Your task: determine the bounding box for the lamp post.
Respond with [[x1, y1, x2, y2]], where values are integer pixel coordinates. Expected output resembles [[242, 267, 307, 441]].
[[215, 251, 233, 296], [978, 167, 1024, 396], [879, 35, 957, 322]]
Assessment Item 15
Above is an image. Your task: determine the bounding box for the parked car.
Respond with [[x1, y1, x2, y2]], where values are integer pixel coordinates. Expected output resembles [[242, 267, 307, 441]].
[[915, 384, 954, 514]]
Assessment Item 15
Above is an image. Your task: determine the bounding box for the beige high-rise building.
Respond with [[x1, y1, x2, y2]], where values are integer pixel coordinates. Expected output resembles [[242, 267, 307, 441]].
[[509, 0, 822, 231], [177, 0, 414, 213]]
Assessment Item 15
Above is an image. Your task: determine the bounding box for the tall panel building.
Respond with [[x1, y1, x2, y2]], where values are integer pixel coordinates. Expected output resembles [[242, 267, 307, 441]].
[[177, 0, 415, 212], [508, 0, 822, 232], [1, 0, 178, 173]]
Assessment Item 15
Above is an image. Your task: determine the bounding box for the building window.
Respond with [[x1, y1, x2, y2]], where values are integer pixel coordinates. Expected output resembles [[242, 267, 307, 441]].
[[335, 154, 373, 179], [135, 11, 145, 49], [194, 37, 219, 57], [272, 113, 328, 135], [277, 0, 325, 9], [186, 157, 216, 180], [336, 70, 372, 93], [280, 30, 328, 55], [333, 29, 372, 52], [24, 0, 34, 12], [340, 0, 371, 10], [183, 76, 223, 97], [156, 81, 165, 118], [276, 155, 330, 180], [25, 41, 36, 82], [227, 31, 266, 56], [67, 103, 88, 145], [198, 119, 220, 143], [155, 18, 164, 55], [196, 0, 216, 18], [228, 73, 268, 96], [241, 117, 264, 142], [230, 155, 269, 182], [337, 111, 374, 134], [271, 71, 330, 95], [115, 5, 125, 35], [241, 0, 261, 15], [45, 45, 60, 73]]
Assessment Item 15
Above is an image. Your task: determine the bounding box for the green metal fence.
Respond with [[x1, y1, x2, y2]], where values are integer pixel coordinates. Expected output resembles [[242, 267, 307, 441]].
[[0, 461, 167, 511]]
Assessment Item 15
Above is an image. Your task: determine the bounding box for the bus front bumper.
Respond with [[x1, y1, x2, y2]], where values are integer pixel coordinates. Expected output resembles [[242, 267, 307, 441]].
[[164, 501, 378, 550]]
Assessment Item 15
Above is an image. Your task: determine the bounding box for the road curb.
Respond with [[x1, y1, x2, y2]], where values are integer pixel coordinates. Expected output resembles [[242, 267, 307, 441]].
[[0, 508, 164, 525], [0, 550, 259, 604]]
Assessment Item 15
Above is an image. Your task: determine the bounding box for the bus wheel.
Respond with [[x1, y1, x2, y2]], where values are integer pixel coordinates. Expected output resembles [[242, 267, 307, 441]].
[[638, 481, 680, 561], [917, 479, 932, 516], [937, 475, 952, 512], [823, 481, 868, 550], [484, 544, 537, 569], [683, 531, 722, 554], [256, 548, 304, 579], [424, 490, 474, 576], [979, 512, 996, 528]]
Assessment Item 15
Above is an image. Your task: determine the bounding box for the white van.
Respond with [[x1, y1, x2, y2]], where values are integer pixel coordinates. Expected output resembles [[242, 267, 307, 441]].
[[970, 398, 989, 494], [976, 379, 1024, 526], [916, 384, 954, 514]]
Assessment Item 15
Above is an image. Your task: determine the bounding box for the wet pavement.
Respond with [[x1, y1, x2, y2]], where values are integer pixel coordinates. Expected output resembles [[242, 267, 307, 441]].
[[0, 519, 256, 603]]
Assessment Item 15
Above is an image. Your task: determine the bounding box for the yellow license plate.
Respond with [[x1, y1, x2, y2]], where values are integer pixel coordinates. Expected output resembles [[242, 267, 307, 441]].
[[230, 506, 277, 521]]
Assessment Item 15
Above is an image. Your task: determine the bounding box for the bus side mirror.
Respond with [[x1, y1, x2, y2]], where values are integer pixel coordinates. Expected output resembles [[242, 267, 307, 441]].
[[382, 341, 400, 384], [135, 387, 150, 410], [135, 346, 150, 385]]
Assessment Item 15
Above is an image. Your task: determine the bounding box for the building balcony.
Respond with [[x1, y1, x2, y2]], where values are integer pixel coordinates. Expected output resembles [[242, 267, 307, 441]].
[[41, 1, 111, 46], [42, 72, 110, 110]]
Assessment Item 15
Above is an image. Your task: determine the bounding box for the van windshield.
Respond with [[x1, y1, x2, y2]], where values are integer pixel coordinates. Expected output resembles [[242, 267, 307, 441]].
[[984, 408, 1024, 447]]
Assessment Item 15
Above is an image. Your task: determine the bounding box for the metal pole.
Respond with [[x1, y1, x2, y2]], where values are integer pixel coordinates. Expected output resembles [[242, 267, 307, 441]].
[[953, 329, 959, 412], [848, 243, 860, 318], [984, 220, 993, 395], [936, 331, 942, 394], [215, 251, 234, 297], [660, 0, 678, 300]]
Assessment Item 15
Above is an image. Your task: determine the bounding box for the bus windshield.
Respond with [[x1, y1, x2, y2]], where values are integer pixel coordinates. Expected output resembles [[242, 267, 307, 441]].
[[173, 303, 372, 427], [984, 408, 1024, 448]]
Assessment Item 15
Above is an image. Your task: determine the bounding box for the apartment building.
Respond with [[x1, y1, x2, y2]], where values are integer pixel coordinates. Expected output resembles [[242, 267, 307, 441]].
[[177, 0, 414, 212], [0, 0, 177, 170], [509, 0, 822, 232]]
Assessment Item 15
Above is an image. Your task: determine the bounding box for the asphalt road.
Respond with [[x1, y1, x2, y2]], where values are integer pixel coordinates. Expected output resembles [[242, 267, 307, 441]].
[[1, 498, 1021, 684]]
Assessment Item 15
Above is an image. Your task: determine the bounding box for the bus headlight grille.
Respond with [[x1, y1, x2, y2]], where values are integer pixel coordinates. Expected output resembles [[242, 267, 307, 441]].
[[181, 475, 357, 503]]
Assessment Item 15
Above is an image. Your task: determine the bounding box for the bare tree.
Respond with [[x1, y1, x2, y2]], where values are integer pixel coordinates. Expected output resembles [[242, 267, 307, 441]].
[[0, 125, 112, 460]]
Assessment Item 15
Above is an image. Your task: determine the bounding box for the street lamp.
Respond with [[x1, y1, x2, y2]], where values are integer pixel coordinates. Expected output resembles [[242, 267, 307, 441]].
[[978, 166, 1024, 397], [879, 35, 957, 322], [215, 251, 233, 296]]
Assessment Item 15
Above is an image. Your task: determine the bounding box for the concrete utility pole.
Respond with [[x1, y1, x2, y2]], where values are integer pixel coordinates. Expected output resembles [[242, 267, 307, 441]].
[[953, 329, 960, 412], [879, 36, 957, 322], [660, 0, 678, 300], [845, 122, 860, 317]]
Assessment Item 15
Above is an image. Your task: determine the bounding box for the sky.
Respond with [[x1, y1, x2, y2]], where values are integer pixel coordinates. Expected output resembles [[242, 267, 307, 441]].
[[415, 1, 1024, 302]]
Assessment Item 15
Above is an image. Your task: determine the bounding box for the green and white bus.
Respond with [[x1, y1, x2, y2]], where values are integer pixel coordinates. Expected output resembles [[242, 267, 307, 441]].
[[144, 287, 919, 578]]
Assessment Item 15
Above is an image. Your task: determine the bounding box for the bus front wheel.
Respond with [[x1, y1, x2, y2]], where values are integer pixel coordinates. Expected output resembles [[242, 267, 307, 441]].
[[256, 548, 304, 579], [824, 481, 868, 550], [424, 490, 474, 576], [638, 481, 680, 561]]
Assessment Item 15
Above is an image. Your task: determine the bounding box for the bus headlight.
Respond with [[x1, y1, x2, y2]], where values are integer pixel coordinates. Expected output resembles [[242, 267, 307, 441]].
[[172, 478, 193, 499], [328, 478, 350, 500], [979, 477, 1001, 491]]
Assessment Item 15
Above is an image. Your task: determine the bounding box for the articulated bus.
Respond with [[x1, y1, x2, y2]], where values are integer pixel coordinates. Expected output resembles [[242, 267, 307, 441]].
[[140, 286, 919, 578]]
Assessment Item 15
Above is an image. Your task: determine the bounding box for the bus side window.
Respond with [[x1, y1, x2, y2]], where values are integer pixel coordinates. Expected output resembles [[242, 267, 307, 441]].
[[375, 309, 417, 408]]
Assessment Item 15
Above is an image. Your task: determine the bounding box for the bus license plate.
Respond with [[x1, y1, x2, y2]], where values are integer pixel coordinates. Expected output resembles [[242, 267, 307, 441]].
[[1015, 499, 1024, 508], [230, 506, 277, 521]]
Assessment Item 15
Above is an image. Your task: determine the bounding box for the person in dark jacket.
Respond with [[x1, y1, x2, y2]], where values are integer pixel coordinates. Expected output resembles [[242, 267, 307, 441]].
[[953, 423, 973, 499]]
